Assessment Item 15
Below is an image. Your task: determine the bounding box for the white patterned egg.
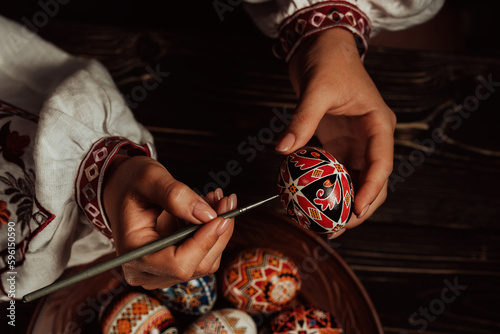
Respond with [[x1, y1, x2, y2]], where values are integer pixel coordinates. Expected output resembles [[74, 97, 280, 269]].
[[184, 308, 257, 334]]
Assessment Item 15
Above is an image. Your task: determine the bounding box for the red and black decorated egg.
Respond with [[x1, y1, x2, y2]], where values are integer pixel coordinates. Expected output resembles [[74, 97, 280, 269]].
[[270, 305, 342, 334], [277, 147, 354, 234]]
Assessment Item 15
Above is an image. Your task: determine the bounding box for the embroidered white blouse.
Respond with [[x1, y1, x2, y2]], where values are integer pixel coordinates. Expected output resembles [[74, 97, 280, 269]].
[[0, 0, 444, 301]]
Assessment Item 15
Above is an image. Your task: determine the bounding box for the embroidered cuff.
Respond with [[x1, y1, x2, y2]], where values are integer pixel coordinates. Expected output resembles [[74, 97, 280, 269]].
[[273, 1, 372, 62], [76, 137, 152, 239]]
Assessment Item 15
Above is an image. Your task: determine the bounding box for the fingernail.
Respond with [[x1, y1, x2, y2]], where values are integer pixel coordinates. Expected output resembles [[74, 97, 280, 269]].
[[276, 133, 295, 152], [216, 218, 231, 236], [205, 191, 215, 206], [357, 204, 370, 219], [215, 188, 223, 201], [229, 193, 237, 211], [327, 232, 337, 240], [193, 201, 217, 222]]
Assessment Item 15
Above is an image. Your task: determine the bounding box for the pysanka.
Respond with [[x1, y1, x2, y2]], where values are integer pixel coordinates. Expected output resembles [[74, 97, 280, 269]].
[[278, 147, 354, 234]]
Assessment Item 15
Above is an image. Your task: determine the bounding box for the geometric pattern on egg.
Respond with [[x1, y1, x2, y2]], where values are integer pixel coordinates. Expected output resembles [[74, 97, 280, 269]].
[[222, 248, 301, 315], [271, 305, 343, 334], [100, 291, 177, 334], [155, 274, 217, 315], [184, 308, 257, 334], [278, 147, 355, 234]]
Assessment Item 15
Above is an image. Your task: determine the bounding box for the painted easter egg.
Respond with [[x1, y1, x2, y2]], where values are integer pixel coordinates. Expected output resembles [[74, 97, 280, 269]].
[[155, 274, 217, 315], [100, 291, 177, 334], [221, 248, 301, 314], [184, 308, 257, 334], [270, 305, 342, 334], [277, 146, 354, 234]]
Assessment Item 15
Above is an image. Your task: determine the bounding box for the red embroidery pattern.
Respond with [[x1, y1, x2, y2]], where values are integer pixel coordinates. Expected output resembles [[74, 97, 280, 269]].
[[0, 200, 10, 226], [0, 99, 56, 299], [75, 137, 151, 238], [273, 1, 372, 62]]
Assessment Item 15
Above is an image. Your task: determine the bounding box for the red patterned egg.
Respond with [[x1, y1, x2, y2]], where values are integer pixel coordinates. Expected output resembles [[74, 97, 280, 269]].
[[185, 308, 257, 334], [100, 291, 177, 334], [221, 248, 301, 315], [271, 305, 342, 334], [277, 147, 354, 234]]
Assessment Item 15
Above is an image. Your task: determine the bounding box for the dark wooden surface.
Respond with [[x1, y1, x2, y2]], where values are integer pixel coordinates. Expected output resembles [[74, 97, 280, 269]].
[[2, 1, 499, 332]]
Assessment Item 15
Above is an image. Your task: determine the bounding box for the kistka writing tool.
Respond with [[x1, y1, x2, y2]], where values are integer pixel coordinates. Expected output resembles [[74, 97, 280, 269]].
[[22, 195, 278, 303]]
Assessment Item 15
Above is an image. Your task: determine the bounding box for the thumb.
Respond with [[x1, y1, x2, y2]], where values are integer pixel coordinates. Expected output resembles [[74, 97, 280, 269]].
[[162, 181, 218, 224], [276, 91, 331, 154], [139, 165, 217, 225]]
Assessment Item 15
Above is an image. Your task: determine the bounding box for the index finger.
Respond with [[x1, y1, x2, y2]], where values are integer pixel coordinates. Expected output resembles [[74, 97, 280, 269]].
[[124, 216, 226, 284], [354, 126, 394, 218]]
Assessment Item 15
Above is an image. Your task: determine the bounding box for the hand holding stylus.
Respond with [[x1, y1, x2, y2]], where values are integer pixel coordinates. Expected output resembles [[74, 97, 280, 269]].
[[23, 154, 277, 303]]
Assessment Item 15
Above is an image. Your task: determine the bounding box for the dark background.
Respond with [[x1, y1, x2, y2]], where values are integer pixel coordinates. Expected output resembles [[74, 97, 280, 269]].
[[1, 1, 500, 333], [2, 0, 500, 56]]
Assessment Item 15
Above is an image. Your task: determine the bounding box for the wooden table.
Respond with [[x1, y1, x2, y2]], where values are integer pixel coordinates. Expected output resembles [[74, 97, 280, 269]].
[[5, 3, 498, 332]]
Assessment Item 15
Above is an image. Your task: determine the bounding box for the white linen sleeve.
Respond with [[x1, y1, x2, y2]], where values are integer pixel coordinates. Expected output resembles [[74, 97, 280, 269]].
[[16, 61, 155, 300], [244, 0, 445, 37], [0, 15, 156, 300], [243, 0, 445, 61], [34, 60, 156, 240]]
